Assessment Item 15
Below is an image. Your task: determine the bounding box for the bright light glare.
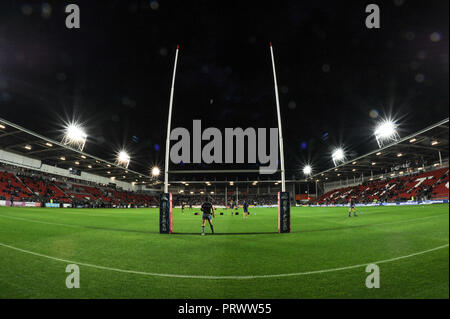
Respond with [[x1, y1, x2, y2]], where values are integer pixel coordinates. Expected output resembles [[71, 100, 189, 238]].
[[117, 151, 130, 163], [66, 124, 87, 142], [331, 148, 345, 167], [374, 119, 399, 148], [151, 166, 160, 177], [303, 165, 312, 176], [62, 123, 87, 151], [115, 150, 131, 168], [374, 121, 396, 138], [332, 148, 344, 161]]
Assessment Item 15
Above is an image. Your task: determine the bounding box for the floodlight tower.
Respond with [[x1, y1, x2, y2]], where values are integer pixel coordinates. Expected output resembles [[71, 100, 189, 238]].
[[62, 124, 87, 151], [302, 164, 313, 199], [116, 150, 130, 169], [374, 119, 399, 148], [303, 165, 312, 176], [332, 148, 345, 167], [151, 166, 160, 178]]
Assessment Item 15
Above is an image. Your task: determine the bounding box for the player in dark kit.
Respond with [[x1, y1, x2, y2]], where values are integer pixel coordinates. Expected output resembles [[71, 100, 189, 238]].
[[201, 199, 215, 235], [243, 201, 249, 219], [181, 203, 185, 214], [348, 198, 357, 217]]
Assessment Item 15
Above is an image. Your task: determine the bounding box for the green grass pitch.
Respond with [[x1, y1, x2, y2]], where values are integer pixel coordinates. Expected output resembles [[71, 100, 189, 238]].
[[0, 204, 448, 298]]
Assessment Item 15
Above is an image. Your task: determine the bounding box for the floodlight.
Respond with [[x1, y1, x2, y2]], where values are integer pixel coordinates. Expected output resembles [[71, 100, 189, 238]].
[[303, 165, 312, 176], [332, 148, 345, 166], [62, 123, 87, 151], [374, 119, 399, 148], [116, 150, 130, 168], [151, 166, 160, 177]]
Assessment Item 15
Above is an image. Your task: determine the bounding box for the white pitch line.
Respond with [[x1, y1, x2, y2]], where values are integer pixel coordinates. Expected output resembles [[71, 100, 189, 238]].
[[0, 214, 82, 228], [0, 242, 447, 280]]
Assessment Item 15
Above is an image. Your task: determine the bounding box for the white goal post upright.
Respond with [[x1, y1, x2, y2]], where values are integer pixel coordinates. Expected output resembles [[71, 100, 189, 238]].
[[164, 45, 180, 193], [269, 42, 286, 192]]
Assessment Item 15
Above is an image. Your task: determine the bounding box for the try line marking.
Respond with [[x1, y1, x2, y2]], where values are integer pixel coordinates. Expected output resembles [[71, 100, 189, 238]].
[[0, 241, 448, 280]]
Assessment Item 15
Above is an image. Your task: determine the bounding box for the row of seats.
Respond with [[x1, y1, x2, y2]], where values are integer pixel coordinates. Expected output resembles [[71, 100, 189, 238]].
[[315, 167, 449, 205], [0, 170, 158, 206], [0, 171, 32, 201]]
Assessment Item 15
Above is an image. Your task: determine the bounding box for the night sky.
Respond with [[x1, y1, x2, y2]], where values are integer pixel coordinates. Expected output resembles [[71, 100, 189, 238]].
[[0, 0, 448, 179]]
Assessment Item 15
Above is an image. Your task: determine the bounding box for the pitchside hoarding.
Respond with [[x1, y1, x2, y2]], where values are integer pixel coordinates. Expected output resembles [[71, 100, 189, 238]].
[[0, 201, 41, 207], [278, 191, 291, 233], [159, 193, 173, 234]]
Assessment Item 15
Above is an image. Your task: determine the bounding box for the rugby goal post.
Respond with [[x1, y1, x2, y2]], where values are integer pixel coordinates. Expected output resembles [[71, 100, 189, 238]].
[[160, 43, 290, 234]]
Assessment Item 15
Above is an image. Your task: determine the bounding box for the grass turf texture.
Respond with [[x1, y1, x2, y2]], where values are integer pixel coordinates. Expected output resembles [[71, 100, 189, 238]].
[[0, 204, 448, 299]]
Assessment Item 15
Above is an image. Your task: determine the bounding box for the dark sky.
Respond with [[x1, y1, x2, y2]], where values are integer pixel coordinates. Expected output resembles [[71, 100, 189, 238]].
[[0, 0, 448, 179]]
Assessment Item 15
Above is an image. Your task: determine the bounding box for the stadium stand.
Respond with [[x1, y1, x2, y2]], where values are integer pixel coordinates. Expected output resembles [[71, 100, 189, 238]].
[[315, 167, 449, 205], [0, 163, 158, 207], [1, 117, 448, 208], [0, 170, 32, 201]]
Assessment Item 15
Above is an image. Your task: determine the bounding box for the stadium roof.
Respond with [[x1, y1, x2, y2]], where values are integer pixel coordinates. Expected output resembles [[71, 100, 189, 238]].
[[0, 117, 155, 186], [3, 116, 447, 188], [309, 118, 449, 183]]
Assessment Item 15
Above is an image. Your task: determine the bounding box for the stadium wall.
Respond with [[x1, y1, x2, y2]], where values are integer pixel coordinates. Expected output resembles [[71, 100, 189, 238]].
[[0, 149, 41, 169], [0, 149, 135, 191]]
